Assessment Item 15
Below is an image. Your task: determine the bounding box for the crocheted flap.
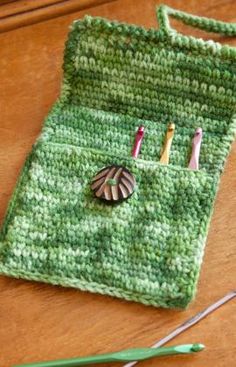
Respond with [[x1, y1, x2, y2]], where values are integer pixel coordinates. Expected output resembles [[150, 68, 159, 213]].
[[0, 6, 235, 309], [59, 5, 236, 174]]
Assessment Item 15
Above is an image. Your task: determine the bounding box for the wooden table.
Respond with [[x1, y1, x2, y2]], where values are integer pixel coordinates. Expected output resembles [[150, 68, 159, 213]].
[[0, 1, 235, 366]]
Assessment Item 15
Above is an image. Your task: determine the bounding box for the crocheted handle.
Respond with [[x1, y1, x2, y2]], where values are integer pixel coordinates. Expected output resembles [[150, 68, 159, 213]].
[[157, 5, 236, 37]]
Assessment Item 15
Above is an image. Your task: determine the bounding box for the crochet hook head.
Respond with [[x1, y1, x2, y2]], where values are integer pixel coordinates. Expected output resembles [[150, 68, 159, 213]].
[[108, 343, 204, 362], [194, 127, 203, 138], [167, 122, 175, 132], [131, 125, 145, 158]]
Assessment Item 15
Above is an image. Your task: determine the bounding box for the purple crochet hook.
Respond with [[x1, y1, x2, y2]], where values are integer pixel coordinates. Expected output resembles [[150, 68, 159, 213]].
[[188, 127, 203, 170]]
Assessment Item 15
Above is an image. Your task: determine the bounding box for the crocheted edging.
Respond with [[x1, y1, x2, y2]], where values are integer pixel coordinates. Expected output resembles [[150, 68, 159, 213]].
[[70, 8, 236, 61], [0, 149, 35, 241], [0, 264, 194, 309]]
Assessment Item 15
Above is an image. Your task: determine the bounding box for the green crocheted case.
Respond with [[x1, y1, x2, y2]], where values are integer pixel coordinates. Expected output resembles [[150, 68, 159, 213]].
[[0, 5, 235, 309]]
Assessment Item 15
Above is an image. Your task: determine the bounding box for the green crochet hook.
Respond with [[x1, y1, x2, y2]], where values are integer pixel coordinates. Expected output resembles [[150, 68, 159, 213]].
[[14, 343, 204, 367]]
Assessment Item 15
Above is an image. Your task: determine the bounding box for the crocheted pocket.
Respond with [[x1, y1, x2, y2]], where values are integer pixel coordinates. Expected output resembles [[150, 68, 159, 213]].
[[0, 141, 217, 308], [0, 5, 235, 309]]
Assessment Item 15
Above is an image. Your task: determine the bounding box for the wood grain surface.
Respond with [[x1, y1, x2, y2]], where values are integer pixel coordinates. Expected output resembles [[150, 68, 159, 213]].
[[0, 1, 235, 367], [0, 0, 116, 33]]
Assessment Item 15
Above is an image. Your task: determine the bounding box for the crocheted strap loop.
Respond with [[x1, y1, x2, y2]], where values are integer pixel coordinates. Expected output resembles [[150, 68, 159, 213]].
[[157, 5, 236, 37]]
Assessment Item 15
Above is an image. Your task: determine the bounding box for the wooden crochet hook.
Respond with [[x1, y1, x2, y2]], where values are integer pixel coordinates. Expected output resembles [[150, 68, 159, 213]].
[[160, 123, 175, 164], [188, 128, 203, 170]]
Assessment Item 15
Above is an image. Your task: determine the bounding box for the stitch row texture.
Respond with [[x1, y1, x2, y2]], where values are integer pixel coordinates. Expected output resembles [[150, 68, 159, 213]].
[[0, 6, 235, 308]]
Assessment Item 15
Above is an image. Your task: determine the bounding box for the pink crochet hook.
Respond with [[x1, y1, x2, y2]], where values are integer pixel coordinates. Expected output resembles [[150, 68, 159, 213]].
[[188, 127, 203, 170], [131, 126, 145, 158]]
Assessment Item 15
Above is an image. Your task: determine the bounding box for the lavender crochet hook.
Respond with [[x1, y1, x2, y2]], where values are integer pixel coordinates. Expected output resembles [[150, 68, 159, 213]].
[[123, 291, 236, 367], [188, 127, 203, 170]]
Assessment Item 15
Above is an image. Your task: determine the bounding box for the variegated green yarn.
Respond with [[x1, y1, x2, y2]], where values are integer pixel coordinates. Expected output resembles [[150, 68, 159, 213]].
[[0, 6, 235, 309]]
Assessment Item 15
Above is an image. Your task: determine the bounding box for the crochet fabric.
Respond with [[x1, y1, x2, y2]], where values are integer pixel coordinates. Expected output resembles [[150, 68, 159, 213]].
[[0, 6, 235, 309]]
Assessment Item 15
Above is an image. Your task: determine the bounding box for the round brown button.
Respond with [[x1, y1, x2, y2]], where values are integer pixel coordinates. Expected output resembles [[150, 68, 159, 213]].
[[91, 165, 136, 203]]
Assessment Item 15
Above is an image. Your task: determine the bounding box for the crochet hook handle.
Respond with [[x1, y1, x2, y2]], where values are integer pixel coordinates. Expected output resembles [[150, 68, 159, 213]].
[[13, 344, 204, 367], [131, 125, 144, 158], [188, 127, 203, 170], [160, 123, 175, 164]]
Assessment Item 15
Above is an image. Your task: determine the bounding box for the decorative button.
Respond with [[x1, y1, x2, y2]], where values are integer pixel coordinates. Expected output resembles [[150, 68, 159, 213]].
[[91, 165, 135, 203]]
